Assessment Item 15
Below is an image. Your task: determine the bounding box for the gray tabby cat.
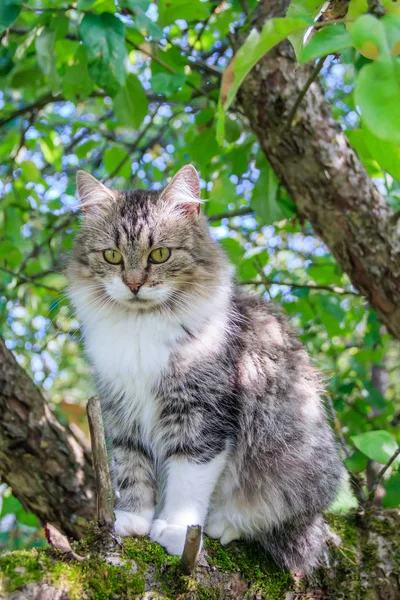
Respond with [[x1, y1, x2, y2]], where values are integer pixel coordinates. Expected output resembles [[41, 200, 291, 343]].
[[68, 165, 343, 573]]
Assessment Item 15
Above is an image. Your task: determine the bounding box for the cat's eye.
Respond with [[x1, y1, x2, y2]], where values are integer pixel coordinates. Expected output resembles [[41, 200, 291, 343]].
[[148, 248, 171, 264], [103, 249, 123, 265]]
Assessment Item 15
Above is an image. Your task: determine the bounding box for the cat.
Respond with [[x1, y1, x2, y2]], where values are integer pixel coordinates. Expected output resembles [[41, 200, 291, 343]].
[[67, 164, 343, 573]]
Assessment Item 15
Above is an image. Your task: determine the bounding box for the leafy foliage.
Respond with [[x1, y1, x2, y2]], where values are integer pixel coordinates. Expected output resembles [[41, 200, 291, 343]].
[[0, 0, 399, 546]]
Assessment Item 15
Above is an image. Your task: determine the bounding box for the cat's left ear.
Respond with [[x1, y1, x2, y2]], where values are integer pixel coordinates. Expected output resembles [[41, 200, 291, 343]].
[[76, 170, 116, 215], [160, 164, 201, 216]]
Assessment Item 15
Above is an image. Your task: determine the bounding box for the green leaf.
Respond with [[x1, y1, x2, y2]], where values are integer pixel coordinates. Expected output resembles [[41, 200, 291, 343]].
[[39, 135, 62, 169], [355, 60, 400, 145], [220, 238, 244, 265], [382, 14, 400, 56], [189, 128, 219, 168], [151, 72, 186, 95], [20, 160, 42, 183], [35, 30, 60, 92], [351, 430, 399, 465], [0, 241, 22, 269], [286, 0, 324, 57], [350, 14, 388, 60], [347, 0, 369, 23], [158, 0, 209, 27], [125, 1, 163, 40], [210, 175, 237, 206], [344, 451, 369, 473], [0, 45, 15, 76], [80, 13, 128, 95], [0, 493, 22, 517], [17, 510, 39, 528], [113, 73, 148, 128], [217, 17, 311, 140], [76, 139, 98, 160], [11, 67, 44, 91], [300, 24, 352, 62], [251, 159, 283, 224], [362, 126, 400, 180], [346, 129, 383, 177], [62, 45, 94, 101], [225, 116, 242, 143], [0, 0, 21, 33], [78, 0, 116, 12], [104, 146, 131, 178], [383, 471, 400, 508]]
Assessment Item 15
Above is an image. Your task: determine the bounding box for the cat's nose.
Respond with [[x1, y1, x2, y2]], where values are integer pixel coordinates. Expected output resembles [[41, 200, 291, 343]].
[[127, 282, 142, 295]]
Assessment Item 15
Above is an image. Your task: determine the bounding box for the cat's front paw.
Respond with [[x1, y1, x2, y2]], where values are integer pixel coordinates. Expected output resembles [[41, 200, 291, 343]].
[[205, 514, 241, 545], [150, 519, 189, 555], [115, 509, 153, 537]]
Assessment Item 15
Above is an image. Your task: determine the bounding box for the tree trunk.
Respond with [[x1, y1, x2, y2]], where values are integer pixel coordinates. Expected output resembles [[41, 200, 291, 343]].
[[1, 511, 399, 599], [237, 0, 400, 341], [0, 336, 95, 539]]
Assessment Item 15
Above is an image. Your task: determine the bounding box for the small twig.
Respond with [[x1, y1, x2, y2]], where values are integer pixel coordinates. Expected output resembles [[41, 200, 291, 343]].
[[181, 525, 202, 574], [240, 277, 359, 296], [86, 397, 115, 532], [284, 56, 328, 131], [207, 207, 254, 221], [0, 266, 61, 293], [368, 446, 400, 504]]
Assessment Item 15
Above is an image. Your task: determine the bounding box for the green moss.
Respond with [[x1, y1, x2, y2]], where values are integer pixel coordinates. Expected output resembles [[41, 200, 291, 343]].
[[1, 513, 399, 600], [0, 550, 42, 590], [0, 548, 145, 600], [123, 537, 194, 597], [204, 537, 293, 600]]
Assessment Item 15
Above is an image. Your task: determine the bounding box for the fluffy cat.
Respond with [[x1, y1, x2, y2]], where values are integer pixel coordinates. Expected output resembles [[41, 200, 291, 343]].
[[68, 165, 343, 573]]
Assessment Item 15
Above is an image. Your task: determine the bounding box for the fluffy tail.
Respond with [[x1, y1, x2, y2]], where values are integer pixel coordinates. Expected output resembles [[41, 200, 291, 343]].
[[257, 515, 329, 574]]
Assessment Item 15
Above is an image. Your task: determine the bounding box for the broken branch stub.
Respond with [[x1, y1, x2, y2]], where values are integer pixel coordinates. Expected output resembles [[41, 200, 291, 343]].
[[86, 397, 115, 532], [181, 525, 202, 574]]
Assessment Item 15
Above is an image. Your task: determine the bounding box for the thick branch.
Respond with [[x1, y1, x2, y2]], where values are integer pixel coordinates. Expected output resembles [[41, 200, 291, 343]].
[[0, 337, 95, 539], [237, 0, 400, 340]]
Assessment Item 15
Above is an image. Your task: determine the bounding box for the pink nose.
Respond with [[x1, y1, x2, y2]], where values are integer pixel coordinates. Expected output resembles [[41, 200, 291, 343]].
[[127, 282, 142, 295]]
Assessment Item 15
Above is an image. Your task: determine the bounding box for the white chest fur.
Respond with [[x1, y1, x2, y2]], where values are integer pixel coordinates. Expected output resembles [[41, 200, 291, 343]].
[[83, 310, 184, 448]]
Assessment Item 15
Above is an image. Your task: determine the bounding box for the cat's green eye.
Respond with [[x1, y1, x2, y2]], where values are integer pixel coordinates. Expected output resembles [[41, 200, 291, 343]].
[[148, 248, 171, 264], [103, 249, 123, 265]]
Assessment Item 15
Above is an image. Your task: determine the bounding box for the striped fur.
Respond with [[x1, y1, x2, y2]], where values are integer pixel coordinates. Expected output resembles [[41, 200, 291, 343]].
[[68, 166, 343, 572]]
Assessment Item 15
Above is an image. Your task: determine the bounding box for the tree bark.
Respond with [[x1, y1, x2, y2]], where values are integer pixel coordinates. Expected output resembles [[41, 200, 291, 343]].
[[237, 0, 400, 340], [0, 336, 95, 539]]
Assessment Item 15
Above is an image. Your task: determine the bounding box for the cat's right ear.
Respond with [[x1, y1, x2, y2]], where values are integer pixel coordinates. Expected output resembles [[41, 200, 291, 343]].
[[76, 170, 116, 215]]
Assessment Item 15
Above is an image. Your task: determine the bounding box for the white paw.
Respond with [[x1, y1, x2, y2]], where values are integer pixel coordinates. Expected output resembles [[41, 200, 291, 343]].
[[205, 514, 241, 545], [114, 509, 153, 537], [150, 519, 189, 556]]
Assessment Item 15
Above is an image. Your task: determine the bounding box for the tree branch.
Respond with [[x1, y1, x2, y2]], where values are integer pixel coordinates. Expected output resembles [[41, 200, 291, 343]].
[[240, 278, 360, 296], [0, 336, 95, 538], [368, 447, 400, 504], [284, 56, 328, 130], [0, 266, 61, 293], [236, 0, 400, 340], [207, 207, 254, 221]]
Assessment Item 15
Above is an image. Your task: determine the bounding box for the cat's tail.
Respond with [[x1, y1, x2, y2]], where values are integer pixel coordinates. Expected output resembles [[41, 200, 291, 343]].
[[256, 514, 332, 575]]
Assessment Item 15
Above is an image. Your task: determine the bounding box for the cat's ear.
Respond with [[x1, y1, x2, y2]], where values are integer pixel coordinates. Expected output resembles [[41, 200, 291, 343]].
[[161, 164, 201, 216], [76, 170, 116, 215]]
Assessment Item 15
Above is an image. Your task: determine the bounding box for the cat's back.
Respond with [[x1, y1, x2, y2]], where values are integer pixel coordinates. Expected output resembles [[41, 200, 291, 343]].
[[232, 288, 307, 362], [231, 288, 323, 408]]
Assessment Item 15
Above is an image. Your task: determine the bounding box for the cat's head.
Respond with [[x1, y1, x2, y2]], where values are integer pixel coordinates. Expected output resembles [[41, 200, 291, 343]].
[[68, 165, 227, 315]]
